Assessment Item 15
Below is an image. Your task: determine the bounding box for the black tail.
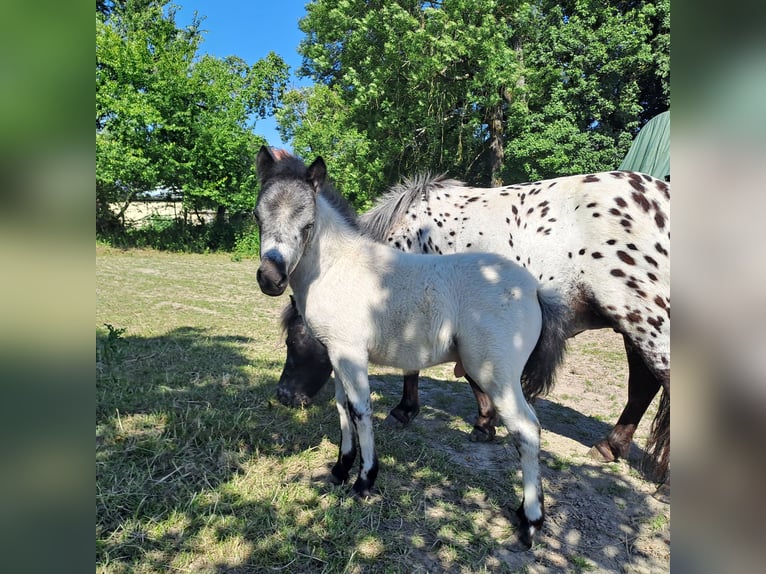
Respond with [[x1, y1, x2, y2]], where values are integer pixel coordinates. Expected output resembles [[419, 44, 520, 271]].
[[645, 386, 670, 480], [521, 289, 569, 400]]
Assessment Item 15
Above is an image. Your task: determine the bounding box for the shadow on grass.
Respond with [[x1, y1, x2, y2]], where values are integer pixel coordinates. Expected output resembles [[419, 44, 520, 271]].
[[96, 326, 331, 549], [96, 332, 667, 573], [377, 372, 649, 470]]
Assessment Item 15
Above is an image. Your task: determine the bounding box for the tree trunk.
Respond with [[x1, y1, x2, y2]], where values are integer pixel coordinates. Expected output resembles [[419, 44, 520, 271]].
[[215, 204, 226, 224], [488, 92, 505, 187]]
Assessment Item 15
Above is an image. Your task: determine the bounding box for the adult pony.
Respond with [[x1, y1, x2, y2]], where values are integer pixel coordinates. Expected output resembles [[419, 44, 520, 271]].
[[254, 147, 568, 549], [276, 167, 671, 486]]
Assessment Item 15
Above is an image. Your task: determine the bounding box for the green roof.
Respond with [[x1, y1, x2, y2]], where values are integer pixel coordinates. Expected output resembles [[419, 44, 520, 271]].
[[618, 111, 670, 180]]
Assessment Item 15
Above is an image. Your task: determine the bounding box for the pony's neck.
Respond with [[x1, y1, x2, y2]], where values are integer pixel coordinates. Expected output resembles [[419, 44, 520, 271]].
[[315, 193, 359, 239], [289, 194, 362, 297]]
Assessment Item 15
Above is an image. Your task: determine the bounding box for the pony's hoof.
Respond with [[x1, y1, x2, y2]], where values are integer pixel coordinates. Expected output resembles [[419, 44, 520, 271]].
[[386, 406, 419, 427], [351, 478, 374, 498], [469, 425, 496, 442], [508, 505, 541, 551], [330, 463, 349, 485], [587, 441, 616, 462], [652, 481, 670, 504]]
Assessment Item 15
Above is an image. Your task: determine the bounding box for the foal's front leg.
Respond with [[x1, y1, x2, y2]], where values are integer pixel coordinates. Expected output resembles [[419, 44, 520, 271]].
[[331, 376, 357, 484], [332, 356, 379, 497]]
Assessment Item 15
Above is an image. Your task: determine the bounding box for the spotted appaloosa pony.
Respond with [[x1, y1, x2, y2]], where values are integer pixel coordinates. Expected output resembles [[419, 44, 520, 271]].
[[276, 167, 671, 486], [254, 147, 569, 549]]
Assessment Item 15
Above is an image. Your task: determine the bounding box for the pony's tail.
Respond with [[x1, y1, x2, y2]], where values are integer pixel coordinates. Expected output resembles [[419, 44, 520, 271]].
[[521, 289, 569, 400], [645, 386, 670, 480]]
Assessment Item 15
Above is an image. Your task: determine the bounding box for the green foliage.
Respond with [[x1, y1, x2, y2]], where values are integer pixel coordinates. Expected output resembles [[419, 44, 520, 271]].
[[277, 85, 383, 209], [504, 0, 670, 182], [100, 322, 127, 382], [96, 0, 288, 232], [289, 0, 669, 195], [96, 0, 669, 247], [98, 215, 255, 254], [231, 221, 261, 261], [100, 323, 126, 364]]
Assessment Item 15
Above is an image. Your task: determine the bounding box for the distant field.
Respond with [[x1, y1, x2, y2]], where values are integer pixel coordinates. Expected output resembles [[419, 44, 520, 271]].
[[96, 246, 669, 573], [110, 201, 216, 225]]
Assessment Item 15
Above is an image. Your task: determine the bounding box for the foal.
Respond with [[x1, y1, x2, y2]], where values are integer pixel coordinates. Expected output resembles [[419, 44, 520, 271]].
[[254, 147, 567, 549]]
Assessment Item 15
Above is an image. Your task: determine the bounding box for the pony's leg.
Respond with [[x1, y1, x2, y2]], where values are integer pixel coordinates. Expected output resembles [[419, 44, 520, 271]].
[[492, 383, 544, 550], [388, 371, 421, 425], [466, 375, 498, 442], [333, 356, 379, 497], [589, 338, 660, 463], [330, 377, 356, 484]]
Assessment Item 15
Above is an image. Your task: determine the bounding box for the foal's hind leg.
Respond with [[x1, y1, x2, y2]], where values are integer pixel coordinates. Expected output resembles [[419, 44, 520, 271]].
[[387, 371, 421, 425], [466, 375, 498, 442], [589, 338, 660, 462], [466, 358, 544, 549], [492, 385, 544, 551]]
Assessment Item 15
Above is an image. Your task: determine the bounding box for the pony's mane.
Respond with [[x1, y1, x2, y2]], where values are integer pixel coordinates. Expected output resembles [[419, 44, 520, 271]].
[[361, 174, 465, 241], [267, 149, 359, 230], [280, 295, 299, 334], [318, 181, 359, 230]]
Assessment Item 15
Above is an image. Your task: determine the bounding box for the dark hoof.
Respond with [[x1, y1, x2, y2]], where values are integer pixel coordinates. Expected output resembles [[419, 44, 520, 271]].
[[383, 413, 406, 428], [510, 504, 542, 551], [587, 440, 617, 462], [469, 424, 496, 442], [387, 406, 419, 426], [351, 477, 374, 498], [330, 462, 350, 485]]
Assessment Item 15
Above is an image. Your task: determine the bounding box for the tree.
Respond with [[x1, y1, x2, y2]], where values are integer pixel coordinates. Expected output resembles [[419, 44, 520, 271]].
[[277, 84, 383, 209], [298, 0, 522, 188], [181, 52, 289, 218], [96, 0, 288, 230], [290, 0, 669, 200], [504, 0, 670, 182]]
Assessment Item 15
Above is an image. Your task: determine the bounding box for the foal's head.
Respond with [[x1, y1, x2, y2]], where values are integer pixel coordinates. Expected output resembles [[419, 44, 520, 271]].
[[254, 146, 327, 296]]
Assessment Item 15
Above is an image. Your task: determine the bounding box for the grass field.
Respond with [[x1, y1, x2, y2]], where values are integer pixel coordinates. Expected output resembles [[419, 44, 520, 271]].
[[96, 245, 669, 573]]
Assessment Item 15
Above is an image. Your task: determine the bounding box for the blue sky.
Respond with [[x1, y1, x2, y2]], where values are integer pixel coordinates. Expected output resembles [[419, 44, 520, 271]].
[[175, 1, 311, 147]]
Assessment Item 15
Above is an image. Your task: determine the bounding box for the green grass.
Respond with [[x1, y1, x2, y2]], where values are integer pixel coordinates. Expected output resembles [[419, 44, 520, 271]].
[[570, 555, 596, 572], [96, 246, 532, 573]]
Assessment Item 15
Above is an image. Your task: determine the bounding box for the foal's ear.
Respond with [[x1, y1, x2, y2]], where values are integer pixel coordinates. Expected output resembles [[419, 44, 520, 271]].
[[306, 157, 327, 194], [256, 145, 276, 183]]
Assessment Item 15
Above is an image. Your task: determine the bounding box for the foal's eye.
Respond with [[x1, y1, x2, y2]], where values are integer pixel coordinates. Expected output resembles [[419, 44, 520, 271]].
[[303, 223, 314, 231]]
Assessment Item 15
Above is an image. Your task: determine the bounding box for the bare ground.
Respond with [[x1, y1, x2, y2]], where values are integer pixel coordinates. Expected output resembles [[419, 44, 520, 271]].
[[369, 328, 670, 573]]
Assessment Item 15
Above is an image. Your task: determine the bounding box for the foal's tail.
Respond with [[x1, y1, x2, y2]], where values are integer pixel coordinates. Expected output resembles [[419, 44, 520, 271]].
[[521, 289, 569, 400]]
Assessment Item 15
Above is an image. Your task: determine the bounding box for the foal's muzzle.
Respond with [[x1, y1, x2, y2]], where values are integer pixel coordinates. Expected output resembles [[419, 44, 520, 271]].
[[257, 253, 288, 296]]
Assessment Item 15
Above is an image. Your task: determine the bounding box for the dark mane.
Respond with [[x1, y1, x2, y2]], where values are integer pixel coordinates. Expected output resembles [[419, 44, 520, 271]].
[[318, 181, 359, 230], [360, 174, 465, 241], [265, 149, 359, 230]]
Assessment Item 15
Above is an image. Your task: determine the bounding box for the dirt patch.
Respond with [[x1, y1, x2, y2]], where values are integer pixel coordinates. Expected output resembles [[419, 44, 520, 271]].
[[371, 328, 670, 572]]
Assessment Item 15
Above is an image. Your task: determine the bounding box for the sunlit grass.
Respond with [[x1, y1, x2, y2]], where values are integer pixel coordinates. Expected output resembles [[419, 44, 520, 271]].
[[96, 246, 531, 572], [96, 246, 668, 573]]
